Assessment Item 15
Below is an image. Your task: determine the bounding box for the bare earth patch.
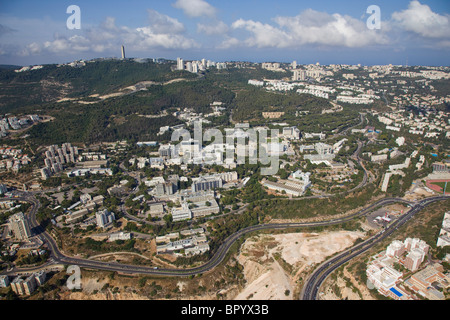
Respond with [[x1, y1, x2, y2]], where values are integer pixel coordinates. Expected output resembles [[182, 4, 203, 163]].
[[235, 231, 365, 300]]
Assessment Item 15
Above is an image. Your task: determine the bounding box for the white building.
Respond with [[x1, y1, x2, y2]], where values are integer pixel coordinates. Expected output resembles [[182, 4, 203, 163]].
[[171, 203, 192, 222], [386, 240, 405, 258], [437, 212, 450, 247], [108, 232, 132, 242], [8, 212, 32, 241], [96, 209, 115, 229], [177, 57, 184, 70]]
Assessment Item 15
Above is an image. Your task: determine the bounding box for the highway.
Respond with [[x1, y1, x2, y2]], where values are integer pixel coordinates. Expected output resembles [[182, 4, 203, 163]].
[[2, 191, 423, 278], [300, 195, 449, 300]]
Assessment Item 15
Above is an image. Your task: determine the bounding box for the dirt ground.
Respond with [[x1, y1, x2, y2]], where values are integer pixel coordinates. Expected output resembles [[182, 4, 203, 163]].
[[234, 230, 365, 300], [320, 267, 376, 300]]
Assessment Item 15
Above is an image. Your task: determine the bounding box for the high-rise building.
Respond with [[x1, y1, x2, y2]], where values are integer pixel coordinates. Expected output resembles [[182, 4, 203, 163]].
[[10, 277, 25, 295], [192, 62, 198, 73], [22, 275, 36, 295], [8, 212, 32, 241], [292, 69, 306, 81], [177, 57, 184, 70], [186, 61, 193, 72], [96, 209, 115, 229], [10, 275, 37, 296], [121, 45, 126, 59], [386, 240, 405, 258], [34, 270, 46, 286], [404, 248, 426, 272]]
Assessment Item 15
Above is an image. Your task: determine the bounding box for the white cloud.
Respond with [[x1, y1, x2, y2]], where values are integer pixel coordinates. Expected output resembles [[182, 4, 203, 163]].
[[19, 42, 42, 56], [172, 0, 217, 18], [20, 11, 198, 56], [217, 36, 241, 49], [392, 0, 450, 39], [231, 19, 292, 48], [231, 9, 390, 49], [197, 20, 229, 35], [147, 9, 185, 34]]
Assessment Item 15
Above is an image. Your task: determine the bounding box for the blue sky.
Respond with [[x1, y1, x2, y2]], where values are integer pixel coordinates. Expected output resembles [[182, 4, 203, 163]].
[[0, 0, 449, 66]]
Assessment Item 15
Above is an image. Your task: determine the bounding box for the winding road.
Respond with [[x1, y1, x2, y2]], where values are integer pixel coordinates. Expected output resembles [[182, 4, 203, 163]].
[[300, 195, 449, 300], [4, 192, 446, 282], [1, 112, 448, 298]]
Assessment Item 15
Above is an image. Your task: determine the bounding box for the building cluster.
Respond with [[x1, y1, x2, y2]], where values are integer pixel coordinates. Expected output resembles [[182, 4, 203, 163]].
[[156, 228, 209, 256], [0, 146, 31, 172], [40, 144, 113, 179], [248, 62, 449, 112], [0, 115, 40, 137], [191, 171, 238, 192], [143, 169, 226, 222], [14, 65, 43, 73], [262, 169, 311, 197], [380, 150, 420, 192], [155, 121, 304, 169], [300, 139, 348, 167], [176, 57, 225, 73], [261, 62, 285, 72], [366, 238, 449, 300], [375, 108, 449, 140], [40, 143, 79, 180], [290, 63, 334, 82], [57, 193, 105, 225], [168, 191, 223, 222], [262, 112, 285, 119], [1, 270, 47, 296]]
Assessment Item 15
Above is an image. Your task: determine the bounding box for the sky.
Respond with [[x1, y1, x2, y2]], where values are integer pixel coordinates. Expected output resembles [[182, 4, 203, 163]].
[[0, 0, 449, 66]]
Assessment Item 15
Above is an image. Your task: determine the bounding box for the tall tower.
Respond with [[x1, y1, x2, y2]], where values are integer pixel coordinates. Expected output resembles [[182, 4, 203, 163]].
[[8, 212, 32, 241], [177, 57, 184, 70], [121, 45, 126, 59]]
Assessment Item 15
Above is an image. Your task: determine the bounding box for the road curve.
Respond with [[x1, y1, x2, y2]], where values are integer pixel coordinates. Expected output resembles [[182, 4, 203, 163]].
[[2, 192, 417, 278], [300, 195, 449, 300]]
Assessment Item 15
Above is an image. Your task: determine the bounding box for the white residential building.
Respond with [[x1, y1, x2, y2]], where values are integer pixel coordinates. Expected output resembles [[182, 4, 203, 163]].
[[96, 209, 115, 229]]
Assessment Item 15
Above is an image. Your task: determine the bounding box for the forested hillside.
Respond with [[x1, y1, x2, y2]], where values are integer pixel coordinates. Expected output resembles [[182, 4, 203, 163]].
[[0, 59, 342, 147]]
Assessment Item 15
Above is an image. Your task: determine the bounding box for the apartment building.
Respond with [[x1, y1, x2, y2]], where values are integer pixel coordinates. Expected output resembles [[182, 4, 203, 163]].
[[96, 209, 115, 229], [0, 275, 10, 288], [8, 212, 32, 241], [404, 248, 426, 272]]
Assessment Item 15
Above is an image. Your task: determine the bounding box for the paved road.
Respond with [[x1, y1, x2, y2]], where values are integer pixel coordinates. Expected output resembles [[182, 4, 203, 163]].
[[300, 195, 449, 300], [1, 192, 418, 278]]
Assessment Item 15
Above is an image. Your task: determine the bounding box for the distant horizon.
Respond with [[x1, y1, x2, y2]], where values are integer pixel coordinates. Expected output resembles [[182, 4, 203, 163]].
[[4, 54, 450, 68], [1, 1, 449, 67]]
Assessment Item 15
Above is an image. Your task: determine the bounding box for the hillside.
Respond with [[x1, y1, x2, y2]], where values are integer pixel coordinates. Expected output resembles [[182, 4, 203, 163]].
[[0, 59, 340, 147], [0, 59, 196, 114]]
